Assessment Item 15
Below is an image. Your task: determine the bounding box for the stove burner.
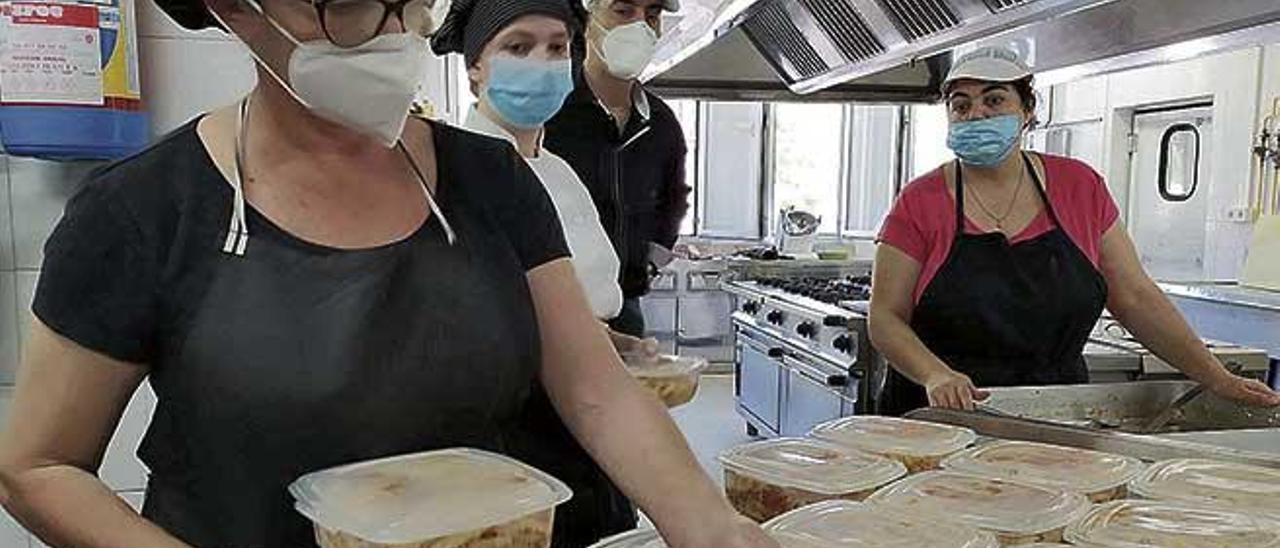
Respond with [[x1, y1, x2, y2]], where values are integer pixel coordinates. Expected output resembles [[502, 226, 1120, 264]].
[[758, 276, 872, 304]]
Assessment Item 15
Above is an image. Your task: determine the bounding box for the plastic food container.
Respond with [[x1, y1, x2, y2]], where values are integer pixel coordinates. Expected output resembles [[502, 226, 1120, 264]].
[[588, 529, 667, 548], [1129, 458, 1280, 514], [1064, 499, 1280, 547], [290, 448, 572, 548], [623, 354, 708, 408], [719, 438, 907, 522], [942, 440, 1144, 502], [763, 500, 999, 548], [867, 471, 1090, 545], [809, 416, 977, 472]]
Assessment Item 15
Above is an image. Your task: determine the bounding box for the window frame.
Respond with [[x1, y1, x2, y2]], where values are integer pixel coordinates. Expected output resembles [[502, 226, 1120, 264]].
[[1157, 122, 1202, 203]]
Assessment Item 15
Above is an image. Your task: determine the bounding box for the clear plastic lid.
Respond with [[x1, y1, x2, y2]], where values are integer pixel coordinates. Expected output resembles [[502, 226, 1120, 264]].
[[589, 529, 668, 548], [941, 440, 1145, 494], [623, 354, 709, 379], [763, 500, 999, 548], [1129, 458, 1280, 514], [810, 416, 977, 458], [866, 471, 1089, 536], [289, 448, 572, 544], [719, 438, 907, 495], [1065, 499, 1280, 547]]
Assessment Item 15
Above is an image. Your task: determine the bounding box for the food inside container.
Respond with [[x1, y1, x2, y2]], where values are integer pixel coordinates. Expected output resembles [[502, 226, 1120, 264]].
[[290, 448, 571, 548], [941, 440, 1144, 502], [763, 500, 999, 548], [1129, 458, 1280, 514], [867, 471, 1089, 545], [719, 438, 907, 522], [1064, 499, 1280, 547], [623, 354, 708, 408], [588, 529, 667, 548], [809, 416, 977, 472]]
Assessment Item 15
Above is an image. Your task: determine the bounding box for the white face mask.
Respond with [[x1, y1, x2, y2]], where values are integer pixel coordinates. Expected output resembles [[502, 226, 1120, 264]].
[[592, 19, 658, 80], [239, 1, 428, 147]]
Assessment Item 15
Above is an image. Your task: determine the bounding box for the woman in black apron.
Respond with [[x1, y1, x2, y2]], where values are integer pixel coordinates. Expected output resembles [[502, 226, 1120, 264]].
[[871, 46, 1280, 416], [0, 0, 779, 546]]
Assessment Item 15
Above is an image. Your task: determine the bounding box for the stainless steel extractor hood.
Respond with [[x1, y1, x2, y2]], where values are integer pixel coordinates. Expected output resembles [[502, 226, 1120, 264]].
[[645, 0, 1280, 102]]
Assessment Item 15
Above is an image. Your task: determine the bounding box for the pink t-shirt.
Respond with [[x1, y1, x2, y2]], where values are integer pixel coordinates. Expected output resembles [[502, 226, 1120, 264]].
[[879, 154, 1120, 303]]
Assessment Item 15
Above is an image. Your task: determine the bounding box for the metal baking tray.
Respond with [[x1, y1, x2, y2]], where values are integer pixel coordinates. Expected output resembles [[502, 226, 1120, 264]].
[[979, 381, 1280, 433]]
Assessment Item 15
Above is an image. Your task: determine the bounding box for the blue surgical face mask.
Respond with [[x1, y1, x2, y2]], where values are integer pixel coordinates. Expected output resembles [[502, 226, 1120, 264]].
[[947, 114, 1025, 167], [483, 55, 574, 129]]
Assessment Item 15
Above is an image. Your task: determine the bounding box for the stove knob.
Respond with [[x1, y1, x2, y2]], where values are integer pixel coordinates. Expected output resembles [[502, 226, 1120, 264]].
[[742, 301, 760, 314], [823, 315, 848, 327], [833, 335, 854, 354], [797, 322, 817, 339], [767, 311, 784, 325]]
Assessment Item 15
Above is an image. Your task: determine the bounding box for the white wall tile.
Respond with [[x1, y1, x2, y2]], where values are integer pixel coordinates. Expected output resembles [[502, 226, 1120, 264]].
[[99, 382, 156, 492], [14, 271, 37, 360], [0, 507, 29, 548], [7, 158, 97, 271], [139, 37, 256, 136], [0, 273, 17, 385]]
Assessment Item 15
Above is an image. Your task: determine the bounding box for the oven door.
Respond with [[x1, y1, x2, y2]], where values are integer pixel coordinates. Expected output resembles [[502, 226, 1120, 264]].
[[780, 352, 856, 436], [735, 323, 785, 436]]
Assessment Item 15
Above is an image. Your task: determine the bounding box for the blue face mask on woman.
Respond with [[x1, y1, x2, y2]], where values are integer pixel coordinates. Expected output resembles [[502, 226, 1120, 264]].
[[484, 55, 574, 129], [947, 113, 1025, 167]]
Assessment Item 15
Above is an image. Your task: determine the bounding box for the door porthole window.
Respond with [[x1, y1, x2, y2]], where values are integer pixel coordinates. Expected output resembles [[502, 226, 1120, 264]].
[[1157, 122, 1201, 202]]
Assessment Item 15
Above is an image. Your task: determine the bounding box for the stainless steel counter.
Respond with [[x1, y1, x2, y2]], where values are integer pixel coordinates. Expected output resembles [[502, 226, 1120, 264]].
[[1160, 282, 1280, 313], [1158, 429, 1280, 455]]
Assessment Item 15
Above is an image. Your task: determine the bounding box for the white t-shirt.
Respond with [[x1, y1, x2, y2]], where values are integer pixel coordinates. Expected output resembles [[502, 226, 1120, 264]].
[[463, 107, 624, 320]]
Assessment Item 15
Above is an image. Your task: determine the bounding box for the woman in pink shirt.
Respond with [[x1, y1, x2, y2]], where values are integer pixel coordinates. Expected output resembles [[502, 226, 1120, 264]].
[[870, 47, 1279, 416]]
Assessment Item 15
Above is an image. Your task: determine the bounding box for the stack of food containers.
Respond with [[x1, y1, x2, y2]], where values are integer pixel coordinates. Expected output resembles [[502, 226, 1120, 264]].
[[623, 354, 709, 408], [1065, 499, 1280, 546], [762, 500, 999, 547], [718, 438, 908, 522], [1128, 458, 1280, 514], [809, 416, 977, 472], [942, 440, 1145, 502], [866, 471, 1091, 544], [290, 449, 572, 548]]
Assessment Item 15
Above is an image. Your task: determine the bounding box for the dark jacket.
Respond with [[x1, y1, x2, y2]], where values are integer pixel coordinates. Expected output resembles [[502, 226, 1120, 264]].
[[544, 68, 690, 298]]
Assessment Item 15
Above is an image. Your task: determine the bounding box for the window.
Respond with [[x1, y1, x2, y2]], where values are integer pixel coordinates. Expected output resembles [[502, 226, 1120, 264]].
[[699, 102, 766, 239], [1158, 123, 1201, 202], [669, 99, 700, 236], [770, 103, 845, 235], [910, 103, 954, 178], [844, 106, 902, 235]]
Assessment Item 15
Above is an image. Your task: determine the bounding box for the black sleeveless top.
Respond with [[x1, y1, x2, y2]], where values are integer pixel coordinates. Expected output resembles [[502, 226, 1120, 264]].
[[33, 119, 570, 547]]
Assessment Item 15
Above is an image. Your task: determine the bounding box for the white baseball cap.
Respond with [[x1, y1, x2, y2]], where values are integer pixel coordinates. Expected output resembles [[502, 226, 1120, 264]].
[[943, 46, 1032, 90], [584, 0, 681, 11]]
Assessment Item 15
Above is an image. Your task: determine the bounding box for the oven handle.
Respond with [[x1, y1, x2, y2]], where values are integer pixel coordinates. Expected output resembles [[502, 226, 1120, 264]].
[[786, 361, 860, 406], [737, 332, 784, 358]]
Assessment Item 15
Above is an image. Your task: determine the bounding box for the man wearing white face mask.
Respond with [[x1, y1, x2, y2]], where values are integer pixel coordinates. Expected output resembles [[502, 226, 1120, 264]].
[[545, 0, 690, 339], [0, 0, 783, 546]]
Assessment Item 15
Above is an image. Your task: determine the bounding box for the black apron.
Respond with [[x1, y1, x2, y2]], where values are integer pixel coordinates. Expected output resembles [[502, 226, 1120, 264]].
[[881, 153, 1108, 416]]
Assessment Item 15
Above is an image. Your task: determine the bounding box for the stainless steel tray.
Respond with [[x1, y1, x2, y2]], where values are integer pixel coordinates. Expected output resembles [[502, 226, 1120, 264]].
[[980, 381, 1280, 433], [907, 408, 1280, 468]]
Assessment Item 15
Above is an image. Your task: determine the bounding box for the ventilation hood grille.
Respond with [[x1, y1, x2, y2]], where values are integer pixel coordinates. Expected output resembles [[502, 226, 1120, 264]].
[[646, 0, 1280, 101]]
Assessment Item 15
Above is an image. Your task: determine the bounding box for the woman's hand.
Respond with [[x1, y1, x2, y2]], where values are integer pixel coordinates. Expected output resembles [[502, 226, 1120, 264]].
[[1206, 373, 1280, 408], [677, 513, 780, 548], [608, 328, 660, 359], [925, 369, 990, 410]]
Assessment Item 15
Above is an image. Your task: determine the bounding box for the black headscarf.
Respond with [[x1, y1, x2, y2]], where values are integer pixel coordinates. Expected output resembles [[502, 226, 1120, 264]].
[[430, 0, 576, 66]]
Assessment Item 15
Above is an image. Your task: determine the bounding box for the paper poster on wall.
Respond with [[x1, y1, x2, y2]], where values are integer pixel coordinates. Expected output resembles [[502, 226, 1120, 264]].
[[0, 2, 104, 106]]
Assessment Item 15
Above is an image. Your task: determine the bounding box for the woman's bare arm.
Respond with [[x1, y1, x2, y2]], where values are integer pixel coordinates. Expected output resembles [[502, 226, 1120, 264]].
[[1100, 224, 1280, 407], [526, 259, 777, 548], [0, 321, 190, 547], [869, 244, 988, 410]]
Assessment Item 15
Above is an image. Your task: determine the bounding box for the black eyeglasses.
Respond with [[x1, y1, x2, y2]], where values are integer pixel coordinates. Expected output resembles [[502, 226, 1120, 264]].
[[305, 0, 432, 47]]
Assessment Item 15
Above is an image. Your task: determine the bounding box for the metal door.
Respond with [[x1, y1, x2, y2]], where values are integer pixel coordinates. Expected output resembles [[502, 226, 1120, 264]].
[[1128, 106, 1214, 281], [780, 355, 847, 436], [735, 329, 784, 434]]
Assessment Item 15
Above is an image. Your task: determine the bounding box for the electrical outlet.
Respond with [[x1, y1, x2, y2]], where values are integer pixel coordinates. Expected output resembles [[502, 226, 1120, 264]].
[[1225, 206, 1253, 222]]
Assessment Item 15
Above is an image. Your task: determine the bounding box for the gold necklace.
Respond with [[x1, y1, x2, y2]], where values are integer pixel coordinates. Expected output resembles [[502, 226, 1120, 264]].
[[966, 165, 1028, 231]]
